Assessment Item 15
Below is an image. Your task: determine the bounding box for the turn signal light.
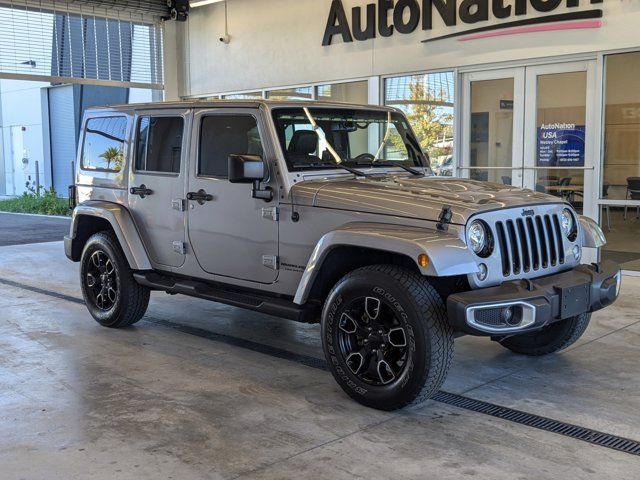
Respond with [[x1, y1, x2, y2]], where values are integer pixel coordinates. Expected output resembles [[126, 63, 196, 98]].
[[418, 254, 429, 268]]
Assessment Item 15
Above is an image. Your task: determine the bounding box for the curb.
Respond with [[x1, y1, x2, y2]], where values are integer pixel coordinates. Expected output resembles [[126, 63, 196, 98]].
[[0, 211, 71, 220]]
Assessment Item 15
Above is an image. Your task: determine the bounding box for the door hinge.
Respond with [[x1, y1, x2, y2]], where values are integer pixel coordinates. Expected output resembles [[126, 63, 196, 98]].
[[262, 255, 279, 270], [172, 241, 187, 255], [172, 198, 187, 212], [262, 206, 279, 222]]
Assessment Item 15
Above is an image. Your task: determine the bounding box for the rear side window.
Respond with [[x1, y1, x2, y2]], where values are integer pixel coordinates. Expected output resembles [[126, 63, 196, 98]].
[[81, 116, 127, 172], [135, 116, 184, 174], [198, 115, 264, 177]]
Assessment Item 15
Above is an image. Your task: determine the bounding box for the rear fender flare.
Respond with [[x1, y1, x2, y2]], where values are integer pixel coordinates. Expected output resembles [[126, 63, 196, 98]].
[[68, 202, 151, 270], [293, 222, 478, 305]]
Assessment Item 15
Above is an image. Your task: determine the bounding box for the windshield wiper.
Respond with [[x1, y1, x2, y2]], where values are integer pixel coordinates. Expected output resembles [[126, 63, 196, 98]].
[[354, 161, 424, 176], [394, 164, 424, 176], [304, 162, 368, 177]]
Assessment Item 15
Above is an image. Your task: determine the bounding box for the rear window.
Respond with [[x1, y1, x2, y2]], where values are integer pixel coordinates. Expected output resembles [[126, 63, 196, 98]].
[[81, 116, 127, 172], [135, 116, 184, 174]]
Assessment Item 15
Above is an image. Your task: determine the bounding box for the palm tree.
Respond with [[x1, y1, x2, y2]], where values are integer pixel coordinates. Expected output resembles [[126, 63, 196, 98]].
[[99, 147, 124, 171]]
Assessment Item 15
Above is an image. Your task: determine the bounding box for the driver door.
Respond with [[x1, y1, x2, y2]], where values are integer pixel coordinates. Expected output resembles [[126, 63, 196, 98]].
[[187, 108, 279, 284]]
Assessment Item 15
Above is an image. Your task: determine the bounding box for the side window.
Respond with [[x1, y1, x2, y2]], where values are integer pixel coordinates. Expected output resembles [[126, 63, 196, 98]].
[[135, 116, 184, 174], [81, 116, 127, 172], [199, 115, 264, 177]]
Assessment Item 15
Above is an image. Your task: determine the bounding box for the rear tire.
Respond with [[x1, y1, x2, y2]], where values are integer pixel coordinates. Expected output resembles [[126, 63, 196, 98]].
[[80, 231, 150, 328], [321, 265, 454, 411], [499, 313, 591, 356]]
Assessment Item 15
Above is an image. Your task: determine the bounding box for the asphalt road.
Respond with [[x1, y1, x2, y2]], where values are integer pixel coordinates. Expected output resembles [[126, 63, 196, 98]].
[[0, 212, 70, 246]]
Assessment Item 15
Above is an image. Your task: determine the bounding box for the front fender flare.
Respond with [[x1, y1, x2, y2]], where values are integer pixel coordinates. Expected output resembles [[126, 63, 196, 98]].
[[67, 202, 152, 270], [293, 222, 478, 305]]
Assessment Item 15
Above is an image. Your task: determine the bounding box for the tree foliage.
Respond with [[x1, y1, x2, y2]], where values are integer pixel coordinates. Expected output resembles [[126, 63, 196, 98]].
[[401, 81, 454, 159]]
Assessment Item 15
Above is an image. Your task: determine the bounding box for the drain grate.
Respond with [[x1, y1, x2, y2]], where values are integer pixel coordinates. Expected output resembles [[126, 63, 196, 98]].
[[2, 277, 639, 457], [432, 391, 640, 456]]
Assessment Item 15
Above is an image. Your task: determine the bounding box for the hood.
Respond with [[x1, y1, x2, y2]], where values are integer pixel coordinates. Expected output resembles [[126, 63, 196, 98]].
[[291, 174, 562, 225]]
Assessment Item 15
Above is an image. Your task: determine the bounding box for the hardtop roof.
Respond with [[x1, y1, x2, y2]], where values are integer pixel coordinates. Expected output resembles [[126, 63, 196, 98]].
[[86, 99, 399, 114]]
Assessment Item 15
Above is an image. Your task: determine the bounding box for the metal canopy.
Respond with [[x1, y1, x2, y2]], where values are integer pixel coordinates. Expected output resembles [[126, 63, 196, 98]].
[[0, 1, 170, 20]]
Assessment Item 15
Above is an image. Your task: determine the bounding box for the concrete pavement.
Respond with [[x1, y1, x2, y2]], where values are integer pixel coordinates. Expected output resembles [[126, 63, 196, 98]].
[[0, 238, 638, 479]]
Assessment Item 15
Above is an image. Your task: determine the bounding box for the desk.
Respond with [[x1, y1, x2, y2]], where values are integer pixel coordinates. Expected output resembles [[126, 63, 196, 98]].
[[545, 185, 584, 193]]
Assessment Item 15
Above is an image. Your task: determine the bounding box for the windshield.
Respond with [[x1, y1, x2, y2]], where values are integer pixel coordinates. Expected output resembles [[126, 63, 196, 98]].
[[272, 108, 430, 172]]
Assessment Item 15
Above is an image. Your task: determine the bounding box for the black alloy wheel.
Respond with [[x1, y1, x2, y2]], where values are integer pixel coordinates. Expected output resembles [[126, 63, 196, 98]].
[[84, 250, 119, 311], [337, 295, 409, 386]]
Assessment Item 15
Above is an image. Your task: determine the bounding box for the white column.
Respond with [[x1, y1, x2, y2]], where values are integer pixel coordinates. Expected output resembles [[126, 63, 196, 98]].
[[163, 21, 187, 101]]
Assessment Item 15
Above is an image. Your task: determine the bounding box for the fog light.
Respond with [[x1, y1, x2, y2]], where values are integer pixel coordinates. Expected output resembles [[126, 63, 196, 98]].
[[477, 263, 488, 281], [573, 245, 581, 261]]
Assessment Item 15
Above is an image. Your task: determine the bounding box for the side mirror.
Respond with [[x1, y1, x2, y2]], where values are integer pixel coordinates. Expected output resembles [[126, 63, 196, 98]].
[[228, 154, 272, 201], [228, 154, 265, 184]]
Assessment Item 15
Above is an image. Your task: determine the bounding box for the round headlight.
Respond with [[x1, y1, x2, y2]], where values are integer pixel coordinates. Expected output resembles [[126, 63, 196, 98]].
[[468, 221, 488, 256], [560, 208, 575, 238]]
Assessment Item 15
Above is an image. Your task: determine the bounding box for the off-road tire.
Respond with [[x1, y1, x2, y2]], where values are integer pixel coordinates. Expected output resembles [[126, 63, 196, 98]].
[[499, 313, 591, 356], [80, 231, 150, 328], [321, 265, 454, 411]]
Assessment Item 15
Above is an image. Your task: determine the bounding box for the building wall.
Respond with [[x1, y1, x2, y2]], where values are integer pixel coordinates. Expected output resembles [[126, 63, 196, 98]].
[[0, 79, 49, 196], [176, 0, 640, 98]]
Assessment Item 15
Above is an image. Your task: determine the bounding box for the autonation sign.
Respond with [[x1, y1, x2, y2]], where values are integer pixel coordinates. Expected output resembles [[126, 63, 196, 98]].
[[322, 0, 604, 46]]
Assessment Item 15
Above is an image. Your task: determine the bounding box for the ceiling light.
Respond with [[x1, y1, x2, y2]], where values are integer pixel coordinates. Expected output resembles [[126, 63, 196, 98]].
[[191, 0, 225, 8]]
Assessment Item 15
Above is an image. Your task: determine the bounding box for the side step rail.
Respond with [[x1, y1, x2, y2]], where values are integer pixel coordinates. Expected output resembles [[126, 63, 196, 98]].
[[133, 272, 318, 323]]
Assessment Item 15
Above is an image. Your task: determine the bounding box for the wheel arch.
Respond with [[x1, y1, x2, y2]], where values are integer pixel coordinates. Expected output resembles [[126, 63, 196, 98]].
[[293, 223, 478, 305], [65, 201, 151, 270]]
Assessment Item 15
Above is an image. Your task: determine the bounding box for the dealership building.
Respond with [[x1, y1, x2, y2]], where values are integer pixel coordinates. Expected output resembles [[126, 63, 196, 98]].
[[1, 2, 640, 476], [0, 0, 638, 272], [157, 0, 640, 272]]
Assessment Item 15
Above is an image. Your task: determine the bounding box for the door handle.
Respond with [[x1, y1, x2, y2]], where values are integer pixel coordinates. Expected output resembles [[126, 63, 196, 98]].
[[130, 184, 153, 198], [187, 189, 214, 205]]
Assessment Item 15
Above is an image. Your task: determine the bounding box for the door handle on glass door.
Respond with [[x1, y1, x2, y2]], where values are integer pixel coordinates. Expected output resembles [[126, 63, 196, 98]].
[[130, 184, 153, 198], [187, 189, 214, 205]]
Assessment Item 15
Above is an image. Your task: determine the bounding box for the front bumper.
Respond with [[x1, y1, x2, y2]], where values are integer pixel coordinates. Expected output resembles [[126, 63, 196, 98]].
[[447, 260, 621, 336]]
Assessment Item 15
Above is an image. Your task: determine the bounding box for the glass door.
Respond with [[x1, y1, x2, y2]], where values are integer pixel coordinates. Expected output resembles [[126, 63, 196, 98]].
[[461, 61, 597, 216], [460, 68, 525, 186], [522, 61, 597, 217]]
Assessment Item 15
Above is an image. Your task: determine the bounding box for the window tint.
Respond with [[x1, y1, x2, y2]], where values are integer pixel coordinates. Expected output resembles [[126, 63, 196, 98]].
[[199, 115, 264, 177], [81, 116, 127, 172], [136, 116, 184, 173]]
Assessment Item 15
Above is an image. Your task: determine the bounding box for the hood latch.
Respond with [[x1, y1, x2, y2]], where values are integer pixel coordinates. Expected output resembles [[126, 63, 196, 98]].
[[437, 205, 453, 232]]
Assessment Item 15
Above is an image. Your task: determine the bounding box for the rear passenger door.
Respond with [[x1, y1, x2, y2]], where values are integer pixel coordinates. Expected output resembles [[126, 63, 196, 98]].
[[128, 109, 190, 269]]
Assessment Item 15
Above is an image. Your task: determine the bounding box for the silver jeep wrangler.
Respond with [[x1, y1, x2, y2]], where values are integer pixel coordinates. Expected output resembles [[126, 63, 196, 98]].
[[65, 100, 620, 411]]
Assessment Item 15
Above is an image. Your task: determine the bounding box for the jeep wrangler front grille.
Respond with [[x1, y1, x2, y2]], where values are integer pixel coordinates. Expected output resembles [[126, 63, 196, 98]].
[[495, 214, 565, 277]]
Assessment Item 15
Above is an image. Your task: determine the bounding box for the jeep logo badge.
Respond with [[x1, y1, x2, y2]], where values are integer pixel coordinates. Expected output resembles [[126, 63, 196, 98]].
[[522, 209, 535, 217]]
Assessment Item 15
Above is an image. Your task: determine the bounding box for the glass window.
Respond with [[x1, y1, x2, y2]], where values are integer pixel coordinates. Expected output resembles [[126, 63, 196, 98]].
[[81, 116, 127, 172], [222, 92, 263, 99], [385, 72, 454, 175], [600, 51, 640, 271], [316, 81, 368, 104], [266, 86, 313, 101], [199, 115, 264, 177], [272, 108, 427, 171], [603, 52, 640, 200], [135, 116, 184, 174]]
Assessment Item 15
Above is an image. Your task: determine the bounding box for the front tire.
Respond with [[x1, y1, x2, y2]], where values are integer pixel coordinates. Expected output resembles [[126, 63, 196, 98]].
[[80, 231, 150, 328], [321, 265, 454, 411], [499, 313, 591, 356]]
